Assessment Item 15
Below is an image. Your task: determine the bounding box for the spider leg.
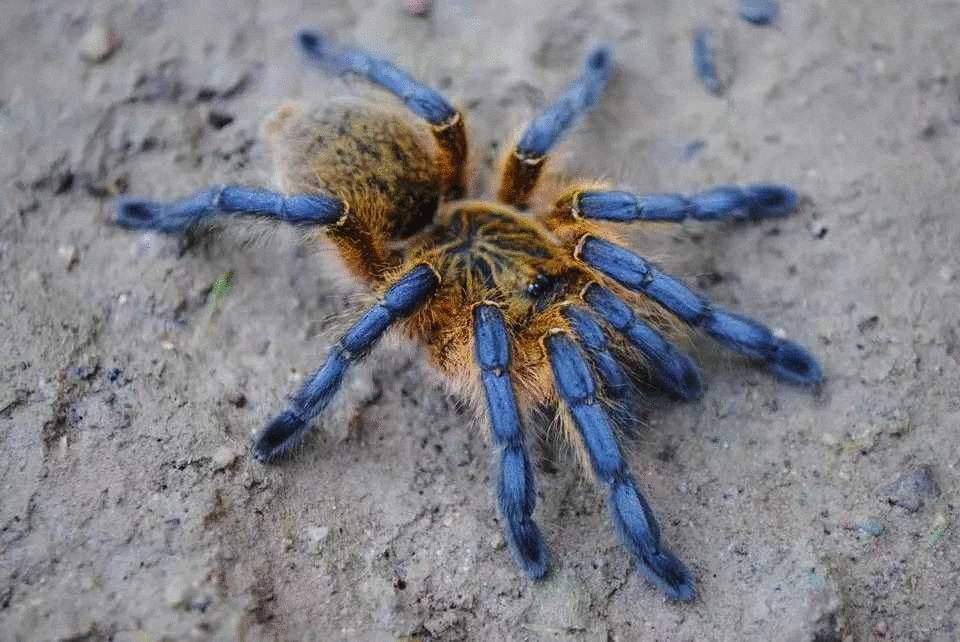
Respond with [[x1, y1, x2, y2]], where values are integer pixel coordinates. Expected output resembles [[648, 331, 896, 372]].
[[298, 31, 468, 198], [253, 263, 440, 462], [498, 47, 613, 209], [577, 236, 822, 384], [562, 304, 631, 398], [473, 304, 550, 579], [693, 27, 723, 96], [574, 184, 798, 223], [579, 284, 703, 401], [544, 330, 696, 601], [115, 185, 344, 233]]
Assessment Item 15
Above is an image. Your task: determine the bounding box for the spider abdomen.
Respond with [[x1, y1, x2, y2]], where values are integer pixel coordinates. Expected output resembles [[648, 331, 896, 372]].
[[265, 101, 447, 278]]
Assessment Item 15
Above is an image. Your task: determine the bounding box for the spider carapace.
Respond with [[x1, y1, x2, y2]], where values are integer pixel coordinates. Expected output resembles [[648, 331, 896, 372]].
[[116, 31, 823, 602]]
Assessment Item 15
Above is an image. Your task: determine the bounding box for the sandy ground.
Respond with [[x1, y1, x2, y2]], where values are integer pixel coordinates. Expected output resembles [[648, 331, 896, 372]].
[[2, 0, 959, 640]]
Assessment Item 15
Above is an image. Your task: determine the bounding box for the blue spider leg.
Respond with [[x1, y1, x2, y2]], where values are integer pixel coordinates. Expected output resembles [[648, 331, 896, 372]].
[[253, 264, 440, 462], [298, 31, 455, 127], [473, 304, 550, 579], [580, 284, 703, 401], [693, 27, 723, 96], [115, 185, 345, 233], [545, 331, 696, 601], [562, 305, 631, 398], [514, 47, 613, 161], [297, 30, 468, 197], [575, 184, 799, 223], [498, 47, 613, 207], [577, 236, 822, 384]]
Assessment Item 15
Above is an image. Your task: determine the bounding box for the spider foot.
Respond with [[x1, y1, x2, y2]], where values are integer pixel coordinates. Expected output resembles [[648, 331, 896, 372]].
[[702, 309, 822, 384], [504, 516, 550, 580], [636, 546, 697, 602], [608, 478, 697, 601], [770, 339, 822, 384], [253, 410, 309, 463], [115, 197, 199, 233]]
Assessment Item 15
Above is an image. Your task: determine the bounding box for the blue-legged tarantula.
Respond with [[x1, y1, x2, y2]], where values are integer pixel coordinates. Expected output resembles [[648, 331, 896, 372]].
[[116, 31, 822, 601]]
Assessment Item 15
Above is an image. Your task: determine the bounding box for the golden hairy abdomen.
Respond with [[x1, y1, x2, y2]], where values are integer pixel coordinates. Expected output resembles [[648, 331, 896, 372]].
[[264, 100, 447, 278], [264, 100, 441, 200]]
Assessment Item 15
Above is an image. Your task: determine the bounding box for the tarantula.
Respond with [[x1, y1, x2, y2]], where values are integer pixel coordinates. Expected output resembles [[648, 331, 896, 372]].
[[116, 31, 822, 601]]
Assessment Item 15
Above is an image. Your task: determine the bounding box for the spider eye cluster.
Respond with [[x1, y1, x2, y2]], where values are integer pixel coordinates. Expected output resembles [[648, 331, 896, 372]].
[[526, 273, 554, 298]]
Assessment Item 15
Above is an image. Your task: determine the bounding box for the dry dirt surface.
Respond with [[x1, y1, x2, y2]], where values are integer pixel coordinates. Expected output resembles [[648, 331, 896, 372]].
[[2, 1, 959, 640]]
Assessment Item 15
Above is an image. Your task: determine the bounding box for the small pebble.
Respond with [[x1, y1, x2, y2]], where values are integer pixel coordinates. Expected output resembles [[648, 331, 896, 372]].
[[491, 531, 506, 551], [207, 111, 235, 130], [880, 465, 939, 513], [58, 245, 79, 270], [401, 0, 433, 17], [211, 446, 240, 471], [225, 390, 247, 408], [809, 221, 828, 239], [197, 68, 249, 101], [856, 518, 884, 537], [78, 23, 120, 63], [306, 525, 331, 554], [927, 511, 949, 549], [306, 525, 330, 542]]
